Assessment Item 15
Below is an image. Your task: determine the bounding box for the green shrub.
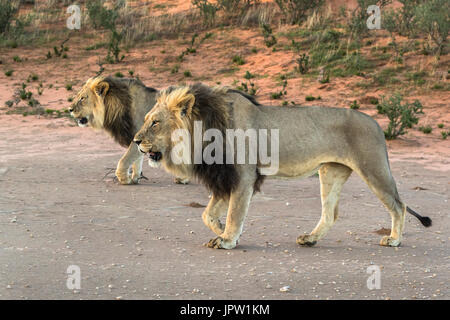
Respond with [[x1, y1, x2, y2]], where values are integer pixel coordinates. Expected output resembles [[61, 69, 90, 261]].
[[183, 70, 192, 77], [275, 0, 324, 25], [37, 83, 44, 96], [305, 95, 320, 101], [237, 71, 257, 96], [396, 0, 423, 37], [0, 0, 19, 34], [192, 0, 218, 26], [232, 55, 245, 65], [87, 0, 119, 30], [65, 83, 73, 91], [370, 97, 379, 105], [5, 70, 13, 76], [377, 93, 423, 139], [19, 83, 32, 100], [87, 1, 125, 64], [343, 51, 371, 76], [177, 34, 199, 62], [432, 83, 445, 90], [171, 65, 180, 74], [437, 123, 444, 128], [383, 9, 401, 59], [350, 100, 360, 109], [261, 23, 277, 48], [406, 71, 427, 85], [371, 68, 401, 86], [306, 30, 345, 68], [441, 131, 448, 139], [419, 125, 432, 134], [50, 39, 69, 59], [296, 53, 309, 74], [415, 0, 449, 58], [238, 81, 257, 96], [115, 71, 124, 78], [217, 0, 243, 19], [28, 98, 39, 107], [270, 75, 288, 100], [27, 73, 39, 82], [106, 29, 125, 64]]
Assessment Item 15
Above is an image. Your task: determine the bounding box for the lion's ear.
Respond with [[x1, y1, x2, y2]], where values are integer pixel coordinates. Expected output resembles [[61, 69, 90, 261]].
[[176, 93, 195, 117], [94, 81, 109, 98]]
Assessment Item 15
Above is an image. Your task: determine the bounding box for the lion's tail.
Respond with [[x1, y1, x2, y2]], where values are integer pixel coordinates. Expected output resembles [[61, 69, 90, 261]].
[[406, 206, 432, 227]]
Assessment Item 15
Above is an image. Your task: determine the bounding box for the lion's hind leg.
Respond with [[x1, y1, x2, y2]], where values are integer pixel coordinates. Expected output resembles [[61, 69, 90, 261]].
[[297, 163, 352, 246], [355, 166, 406, 247], [379, 199, 405, 247]]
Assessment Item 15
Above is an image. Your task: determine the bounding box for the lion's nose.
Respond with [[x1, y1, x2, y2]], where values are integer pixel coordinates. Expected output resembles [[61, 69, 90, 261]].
[[134, 140, 142, 145], [79, 117, 88, 125]]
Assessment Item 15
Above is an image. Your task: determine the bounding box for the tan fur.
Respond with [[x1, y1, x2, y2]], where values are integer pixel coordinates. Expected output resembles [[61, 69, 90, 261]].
[[70, 76, 160, 184], [135, 83, 419, 249]]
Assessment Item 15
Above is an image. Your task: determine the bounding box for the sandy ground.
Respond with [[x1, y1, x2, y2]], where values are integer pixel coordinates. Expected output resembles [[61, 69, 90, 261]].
[[0, 114, 448, 300]]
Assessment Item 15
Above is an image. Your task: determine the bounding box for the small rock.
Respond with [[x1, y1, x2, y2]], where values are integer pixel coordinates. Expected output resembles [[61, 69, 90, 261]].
[[280, 285, 290, 292]]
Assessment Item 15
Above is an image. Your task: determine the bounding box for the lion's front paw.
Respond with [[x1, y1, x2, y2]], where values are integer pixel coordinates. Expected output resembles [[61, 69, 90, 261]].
[[296, 234, 317, 247], [115, 170, 134, 185], [205, 236, 237, 249], [174, 177, 190, 185], [380, 236, 401, 247]]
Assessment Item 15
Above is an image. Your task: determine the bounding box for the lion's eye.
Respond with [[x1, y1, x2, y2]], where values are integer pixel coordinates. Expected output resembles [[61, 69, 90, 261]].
[[80, 96, 85, 102], [151, 120, 159, 127]]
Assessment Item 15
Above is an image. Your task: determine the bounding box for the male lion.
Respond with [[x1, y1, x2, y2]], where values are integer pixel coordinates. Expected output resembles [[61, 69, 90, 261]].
[[134, 83, 432, 249], [69, 76, 189, 184]]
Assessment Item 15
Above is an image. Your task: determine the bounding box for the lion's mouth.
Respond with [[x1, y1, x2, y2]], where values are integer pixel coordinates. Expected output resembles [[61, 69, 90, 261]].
[[137, 146, 162, 162], [148, 151, 162, 162]]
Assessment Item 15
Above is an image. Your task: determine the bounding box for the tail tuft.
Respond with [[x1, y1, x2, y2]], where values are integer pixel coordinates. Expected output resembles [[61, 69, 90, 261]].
[[407, 206, 432, 227], [419, 216, 432, 227]]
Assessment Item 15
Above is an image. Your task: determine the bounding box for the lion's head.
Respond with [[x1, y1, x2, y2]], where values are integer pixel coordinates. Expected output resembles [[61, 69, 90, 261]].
[[134, 86, 195, 168], [134, 83, 241, 198], [69, 77, 109, 128], [69, 76, 135, 147]]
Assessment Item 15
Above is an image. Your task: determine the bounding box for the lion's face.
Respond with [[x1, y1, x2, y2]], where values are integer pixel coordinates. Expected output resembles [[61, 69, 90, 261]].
[[134, 87, 195, 168], [69, 77, 109, 128], [133, 106, 174, 167]]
